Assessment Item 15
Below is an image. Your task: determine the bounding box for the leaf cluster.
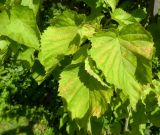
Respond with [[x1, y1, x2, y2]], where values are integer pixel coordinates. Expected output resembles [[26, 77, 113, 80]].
[[0, 0, 160, 135]]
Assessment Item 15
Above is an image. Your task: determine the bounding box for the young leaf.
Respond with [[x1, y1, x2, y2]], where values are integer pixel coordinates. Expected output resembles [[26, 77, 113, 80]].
[[59, 65, 113, 119], [0, 6, 40, 49], [90, 24, 153, 108]]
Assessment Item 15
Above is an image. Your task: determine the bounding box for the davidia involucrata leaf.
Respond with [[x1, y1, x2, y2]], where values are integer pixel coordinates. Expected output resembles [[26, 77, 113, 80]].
[[90, 24, 153, 108], [59, 65, 113, 119], [0, 6, 40, 49], [39, 10, 95, 76]]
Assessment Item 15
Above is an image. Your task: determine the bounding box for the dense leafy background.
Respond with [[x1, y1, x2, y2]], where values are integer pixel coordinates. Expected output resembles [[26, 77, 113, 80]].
[[0, 0, 160, 135]]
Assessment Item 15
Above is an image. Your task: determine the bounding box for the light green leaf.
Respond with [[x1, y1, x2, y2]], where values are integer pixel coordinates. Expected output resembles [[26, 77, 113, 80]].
[[119, 24, 153, 60], [39, 26, 79, 74], [105, 0, 119, 11], [90, 24, 153, 107], [111, 8, 137, 26], [38, 11, 82, 74], [78, 24, 96, 40], [59, 65, 113, 119], [39, 11, 94, 79], [21, 0, 41, 15], [0, 6, 40, 49]]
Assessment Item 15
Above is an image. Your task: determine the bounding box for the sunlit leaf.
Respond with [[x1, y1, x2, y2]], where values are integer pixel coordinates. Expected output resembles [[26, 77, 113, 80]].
[[21, 0, 41, 15], [90, 24, 153, 107], [0, 6, 40, 49], [39, 26, 79, 74], [105, 0, 119, 11], [59, 65, 113, 119], [111, 8, 137, 26]]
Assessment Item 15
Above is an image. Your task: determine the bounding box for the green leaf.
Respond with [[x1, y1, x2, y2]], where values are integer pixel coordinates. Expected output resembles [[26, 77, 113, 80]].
[[66, 120, 79, 135], [0, 40, 10, 65], [146, 80, 160, 106], [53, 10, 85, 27], [131, 101, 147, 135], [78, 24, 96, 40], [112, 95, 129, 120], [38, 11, 83, 75], [31, 60, 46, 84], [59, 113, 68, 129], [21, 0, 41, 15], [5, 0, 21, 6], [147, 21, 160, 56], [72, 44, 90, 64], [39, 26, 79, 74], [111, 8, 137, 26], [17, 46, 35, 68], [150, 107, 160, 127], [90, 117, 106, 135], [76, 0, 103, 9], [119, 24, 153, 59], [135, 56, 152, 84], [105, 0, 119, 11], [39, 10, 95, 78], [90, 24, 153, 107], [110, 121, 121, 135], [131, 8, 147, 22], [144, 91, 160, 126], [0, 6, 40, 49], [76, 0, 103, 18], [59, 65, 113, 119], [85, 57, 108, 87]]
